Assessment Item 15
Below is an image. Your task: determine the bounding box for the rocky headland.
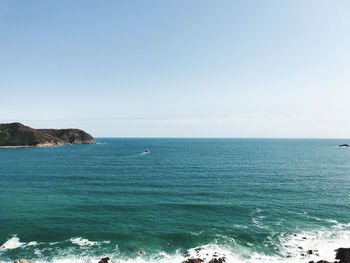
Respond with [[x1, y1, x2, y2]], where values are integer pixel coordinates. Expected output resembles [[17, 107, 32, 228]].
[[0, 122, 96, 148]]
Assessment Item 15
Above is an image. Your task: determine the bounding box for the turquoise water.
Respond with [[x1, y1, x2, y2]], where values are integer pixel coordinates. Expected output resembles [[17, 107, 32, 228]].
[[1, 139, 350, 263]]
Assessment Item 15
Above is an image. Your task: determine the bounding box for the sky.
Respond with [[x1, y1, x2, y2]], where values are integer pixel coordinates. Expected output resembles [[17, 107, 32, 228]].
[[1, 0, 350, 137]]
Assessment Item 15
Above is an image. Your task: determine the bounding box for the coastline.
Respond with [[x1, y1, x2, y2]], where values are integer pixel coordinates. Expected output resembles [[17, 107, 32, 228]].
[[0, 142, 96, 149], [0, 144, 63, 149], [0, 145, 33, 148], [3, 246, 350, 263]]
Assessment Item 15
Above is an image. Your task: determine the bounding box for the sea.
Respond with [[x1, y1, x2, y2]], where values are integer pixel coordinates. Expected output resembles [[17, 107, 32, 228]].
[[1, 139, 350, 263]]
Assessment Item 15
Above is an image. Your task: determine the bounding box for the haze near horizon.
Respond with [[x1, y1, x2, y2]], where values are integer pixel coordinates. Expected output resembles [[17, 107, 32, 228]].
[[1, 0, 350, 138]]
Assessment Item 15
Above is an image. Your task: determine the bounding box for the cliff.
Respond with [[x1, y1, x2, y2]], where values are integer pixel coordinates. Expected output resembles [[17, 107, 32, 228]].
[[0, 122, 96, 147]]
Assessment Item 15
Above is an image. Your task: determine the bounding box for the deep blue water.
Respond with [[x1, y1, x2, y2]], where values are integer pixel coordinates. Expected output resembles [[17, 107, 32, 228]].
[[0, 139, 350, 263]]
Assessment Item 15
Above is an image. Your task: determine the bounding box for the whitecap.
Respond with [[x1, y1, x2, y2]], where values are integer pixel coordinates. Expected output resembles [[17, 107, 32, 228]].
[[233, 224, 248, 229], [69, 237, 98, 247], [0, 236, 25, 251], [24, 241, 38, 247]]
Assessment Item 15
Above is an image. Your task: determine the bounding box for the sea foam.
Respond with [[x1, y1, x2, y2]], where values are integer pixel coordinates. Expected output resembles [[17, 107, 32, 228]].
[[70, 237, 99, 247], [0, 236, 39, 252], [1, 223, 350, 263], [0, 236, 25, 251]]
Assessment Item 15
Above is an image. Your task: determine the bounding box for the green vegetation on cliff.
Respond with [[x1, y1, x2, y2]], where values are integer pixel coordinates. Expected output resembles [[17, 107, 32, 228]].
[[0, 122, 96, 147]]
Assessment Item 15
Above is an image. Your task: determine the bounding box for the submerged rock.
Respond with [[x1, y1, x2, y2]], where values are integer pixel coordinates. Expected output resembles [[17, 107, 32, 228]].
[[209, 258, 226, 263], [182, 259, 203, 263], [308, 261, 335, 263]]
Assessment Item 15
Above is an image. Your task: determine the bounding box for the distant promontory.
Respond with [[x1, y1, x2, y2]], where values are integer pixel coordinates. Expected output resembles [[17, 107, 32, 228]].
[[0, 122, 96, 148]]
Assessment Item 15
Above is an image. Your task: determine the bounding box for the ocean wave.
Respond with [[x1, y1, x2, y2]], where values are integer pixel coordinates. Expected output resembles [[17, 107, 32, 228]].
[[24, 241, 38, 248], [0, 236, 38, 251], [0, 236, 25, 251], [232, 224, 248, 229], [250, 208, 269, 230], [1, 226, 350, 263], [70, 237, 99, 247]]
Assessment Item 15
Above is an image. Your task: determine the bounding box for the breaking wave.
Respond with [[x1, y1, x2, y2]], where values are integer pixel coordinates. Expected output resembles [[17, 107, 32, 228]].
[[70, 238, 99, 247], [0, 236, 38, 252], [1, 221, 350, 263]]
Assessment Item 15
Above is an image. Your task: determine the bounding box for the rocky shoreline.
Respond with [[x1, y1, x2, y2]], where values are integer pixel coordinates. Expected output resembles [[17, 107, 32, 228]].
[[308, 247, 350, 263], [3, 247, 349, 263]]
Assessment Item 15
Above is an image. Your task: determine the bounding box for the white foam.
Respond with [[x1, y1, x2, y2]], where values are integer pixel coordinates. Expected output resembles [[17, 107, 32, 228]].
[[184, 244, 240, 263], [182, 227, 350, 263], [70, 237, 98, 247], [277, 229, 350, 262], [251, 209, 268, 230], [1, 227, 350, 263], [326, 219, 338, 224], [0, 236, 25, 251], [233, 224, 248, 229], [24, 241, 38, 247]]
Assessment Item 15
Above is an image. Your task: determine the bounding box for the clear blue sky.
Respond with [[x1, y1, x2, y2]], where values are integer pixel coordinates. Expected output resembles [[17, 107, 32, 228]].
[[1, 0, 350, 137]]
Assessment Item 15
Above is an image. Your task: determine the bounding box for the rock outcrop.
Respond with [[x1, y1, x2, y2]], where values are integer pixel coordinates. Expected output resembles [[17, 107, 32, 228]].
[[182, 246, 226, 263], [309, 247, 350, 263], [336, 248, 350, 263], [0, 122, 96, 147], [14, 260, 34, 263], [98, 257, 110, 263], [209, 258, 225, 263], [183, 259, 203, 263]]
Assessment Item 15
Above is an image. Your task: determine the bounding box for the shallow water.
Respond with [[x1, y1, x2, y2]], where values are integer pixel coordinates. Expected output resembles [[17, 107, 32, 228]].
[[1, 139, 350, 262]]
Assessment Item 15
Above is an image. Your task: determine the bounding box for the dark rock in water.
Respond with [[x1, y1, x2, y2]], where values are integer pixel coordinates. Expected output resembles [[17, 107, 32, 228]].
[[308, 261, 334, 263], [308, 247, 350, 263], [98, 257, 110, 263], [336, 248, 350, 263], [308, 250, 314, 255], [182, 259, 203, 263], [209, 258, 226, 263], [339, 144, 349, 147], [0, 122, 96, 147]]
